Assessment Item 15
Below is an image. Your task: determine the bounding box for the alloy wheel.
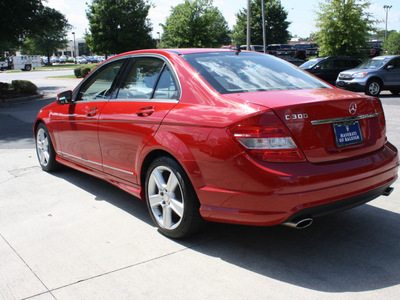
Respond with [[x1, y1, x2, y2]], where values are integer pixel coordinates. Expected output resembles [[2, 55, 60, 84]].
[[147, 166, 184, 230]]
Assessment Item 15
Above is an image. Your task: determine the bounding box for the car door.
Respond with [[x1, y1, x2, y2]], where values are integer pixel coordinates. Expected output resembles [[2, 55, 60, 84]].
[[55, 59, 127, 170], [313, 59, 334, 83], [98, 56, 179, 184], [332, 59, 350, 82], [384, 57, 400, 87]]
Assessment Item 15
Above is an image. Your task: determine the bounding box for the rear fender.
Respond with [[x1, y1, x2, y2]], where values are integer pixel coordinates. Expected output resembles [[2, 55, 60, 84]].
[[137, 130, 204, 194]]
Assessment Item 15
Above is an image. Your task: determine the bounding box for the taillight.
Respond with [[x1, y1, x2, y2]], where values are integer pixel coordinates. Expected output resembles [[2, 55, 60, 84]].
[[229, 125, 306, 162]]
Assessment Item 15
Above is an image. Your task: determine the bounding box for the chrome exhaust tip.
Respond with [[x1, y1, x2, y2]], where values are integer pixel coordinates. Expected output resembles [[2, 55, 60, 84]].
[[283, 218, 313, 229]]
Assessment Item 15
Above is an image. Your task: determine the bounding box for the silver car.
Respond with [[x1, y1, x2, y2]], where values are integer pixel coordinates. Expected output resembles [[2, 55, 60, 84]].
[[336, 55, 400, 96]]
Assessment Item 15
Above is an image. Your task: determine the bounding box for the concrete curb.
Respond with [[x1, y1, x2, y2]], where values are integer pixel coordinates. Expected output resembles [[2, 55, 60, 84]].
[[0, 93, 45, 106]]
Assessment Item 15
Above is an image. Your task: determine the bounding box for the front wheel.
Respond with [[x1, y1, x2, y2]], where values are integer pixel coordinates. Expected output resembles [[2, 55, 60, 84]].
[[365, 80, 382, 96], [35, 123, 59, 172], [145, 157, 204, 238]]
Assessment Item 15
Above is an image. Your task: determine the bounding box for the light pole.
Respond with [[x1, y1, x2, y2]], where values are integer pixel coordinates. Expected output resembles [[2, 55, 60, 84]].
[[157, 31, 161, 48], [384, 5, 392, 41], [247, 0, 251, 50], [72, 32, 76, 64], [262, 0, 266, 53]]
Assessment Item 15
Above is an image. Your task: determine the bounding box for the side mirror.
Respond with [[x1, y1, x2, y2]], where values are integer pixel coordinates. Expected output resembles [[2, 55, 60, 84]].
[[313, 65, 321, 71], [57, 90, 73, 104], [387, 65, 394, 70]]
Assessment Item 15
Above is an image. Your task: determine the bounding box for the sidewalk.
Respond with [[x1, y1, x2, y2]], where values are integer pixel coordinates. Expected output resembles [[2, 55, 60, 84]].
[[1, 147, 400, 299]]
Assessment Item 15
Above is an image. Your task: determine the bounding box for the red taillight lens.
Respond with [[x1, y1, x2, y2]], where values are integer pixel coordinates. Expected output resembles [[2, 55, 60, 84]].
[[229, 125, 306, 162]]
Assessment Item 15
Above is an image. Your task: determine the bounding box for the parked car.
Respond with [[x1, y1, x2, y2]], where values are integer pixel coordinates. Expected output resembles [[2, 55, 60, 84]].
[[50, 56, 59, 64], [77, 56, 87, 64], [336, 55, 400, 96], [300, 56, 362, 85], [59, 55, 67, 63], [239, 45, 264, 52], [294, 43, 319, 58], [34, 49, 398, 238]]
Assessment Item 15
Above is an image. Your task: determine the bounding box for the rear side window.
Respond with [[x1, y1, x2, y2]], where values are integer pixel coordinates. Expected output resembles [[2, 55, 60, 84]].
[[183, 52, 329, 94], [153, 66, 178, 99], [117, 58, 164, 99]]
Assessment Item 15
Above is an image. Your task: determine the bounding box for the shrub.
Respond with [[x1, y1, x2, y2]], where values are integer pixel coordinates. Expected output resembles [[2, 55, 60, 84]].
[[0, 82, 10, 90], [81, 67, 91, 77], [11, 80, 38, 94], [74, 67, 83, 78]]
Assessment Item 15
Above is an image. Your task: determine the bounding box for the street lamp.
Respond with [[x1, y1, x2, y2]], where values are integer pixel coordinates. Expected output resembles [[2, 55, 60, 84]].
[[384, 5, 392, 41], [157, 31, 161, 48], [247, 0, 251, 50], [72, 32, 76, 64]]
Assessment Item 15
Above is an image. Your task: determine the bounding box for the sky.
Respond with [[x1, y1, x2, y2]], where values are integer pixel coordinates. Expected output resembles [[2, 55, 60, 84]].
[[46, 0, 400, 41]]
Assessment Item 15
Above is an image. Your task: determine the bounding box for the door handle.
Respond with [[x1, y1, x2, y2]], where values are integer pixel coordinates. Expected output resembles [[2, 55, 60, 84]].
[[86, 107, 98, 117], [136, 106, 155, 117]]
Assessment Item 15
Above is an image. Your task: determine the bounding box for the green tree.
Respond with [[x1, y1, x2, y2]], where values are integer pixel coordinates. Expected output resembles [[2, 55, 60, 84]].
[[0, 0, 43, 57], [86, 0, 155, 56], [231, 0, 290, 45], [315, 0, 376, 57], [21, 7, 71, 64], [383, 31, 400, 55], [161, 0, 230, 48]]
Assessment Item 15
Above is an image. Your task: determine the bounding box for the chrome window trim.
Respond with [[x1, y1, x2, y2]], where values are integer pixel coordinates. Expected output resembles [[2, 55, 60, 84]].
[[114, 53, 182, 101], [311, 113, 379, 125], [59, 151, 134, 175]]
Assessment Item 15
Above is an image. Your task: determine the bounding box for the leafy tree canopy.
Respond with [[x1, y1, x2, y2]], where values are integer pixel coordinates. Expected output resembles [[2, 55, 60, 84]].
[[86, 0, 155, 56], [21, 7, 71, 63], [0, 0, 43, 57], [383, 31, 400, 55], [231, 0, 290, 46], [315, 0, 376, 57], [161, 0, 231, 48]]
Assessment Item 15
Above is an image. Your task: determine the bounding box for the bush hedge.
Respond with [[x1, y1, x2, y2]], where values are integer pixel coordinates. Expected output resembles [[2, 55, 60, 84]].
[[81, 67, 91, 77], [11, 80, 38, 94], [74, 67, 83, 78], [0, 82, 10, 90]]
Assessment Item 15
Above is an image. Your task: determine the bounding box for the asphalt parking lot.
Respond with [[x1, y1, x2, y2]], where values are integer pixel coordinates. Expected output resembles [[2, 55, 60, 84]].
[[1, 73, 400, 299]]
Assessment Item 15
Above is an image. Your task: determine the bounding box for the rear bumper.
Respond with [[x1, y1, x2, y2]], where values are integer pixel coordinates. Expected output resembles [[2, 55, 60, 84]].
[[198, 142, 398, 226], [283, 181, 394, 224]]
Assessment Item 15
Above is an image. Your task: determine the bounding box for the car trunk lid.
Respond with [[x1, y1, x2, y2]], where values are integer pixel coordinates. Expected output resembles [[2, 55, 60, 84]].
[[225, 88, 386, 163]]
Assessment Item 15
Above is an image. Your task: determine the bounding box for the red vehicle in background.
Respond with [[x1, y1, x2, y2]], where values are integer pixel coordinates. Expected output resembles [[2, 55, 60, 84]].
[[34, 49, 398, 238]]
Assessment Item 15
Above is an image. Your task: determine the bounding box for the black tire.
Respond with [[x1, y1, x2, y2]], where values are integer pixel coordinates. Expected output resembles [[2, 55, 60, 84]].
[[35, 123, 60, 172], [145, 156, 204, 238], [390, 89, 400, 95], [365, 79, 382, 96], [24, 64, 32, 71]]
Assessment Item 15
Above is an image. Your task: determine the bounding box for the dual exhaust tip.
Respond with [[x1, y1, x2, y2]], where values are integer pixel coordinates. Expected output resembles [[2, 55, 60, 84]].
[[282, 186, 395, 230], [283, 218, 313, 229]]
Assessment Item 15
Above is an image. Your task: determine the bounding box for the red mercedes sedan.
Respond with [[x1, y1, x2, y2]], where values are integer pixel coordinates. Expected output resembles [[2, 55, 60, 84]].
[[34, 49, 398, 238]]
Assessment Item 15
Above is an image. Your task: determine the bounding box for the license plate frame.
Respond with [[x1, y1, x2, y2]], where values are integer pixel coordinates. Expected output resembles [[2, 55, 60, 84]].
[[333, 121, 363, 148]]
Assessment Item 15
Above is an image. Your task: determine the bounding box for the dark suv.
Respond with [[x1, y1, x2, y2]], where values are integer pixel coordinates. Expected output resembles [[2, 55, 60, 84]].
[[300, 56, 362, 85]]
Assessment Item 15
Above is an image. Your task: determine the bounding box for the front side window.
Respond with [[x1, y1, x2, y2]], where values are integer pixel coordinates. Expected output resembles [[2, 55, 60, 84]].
[[183, 52, 329, 94], [77, 60, 125, 101]]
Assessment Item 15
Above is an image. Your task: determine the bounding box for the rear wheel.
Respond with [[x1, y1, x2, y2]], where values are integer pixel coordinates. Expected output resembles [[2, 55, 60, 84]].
[[145, 156, 204, 238], [35, 123, 59, 172], [365, 79, 382, 96], [24, 64, 32, 71]]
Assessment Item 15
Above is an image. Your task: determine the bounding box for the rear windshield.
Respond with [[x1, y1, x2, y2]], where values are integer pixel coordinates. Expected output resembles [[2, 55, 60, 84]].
[[182, 52, 329, 94]]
